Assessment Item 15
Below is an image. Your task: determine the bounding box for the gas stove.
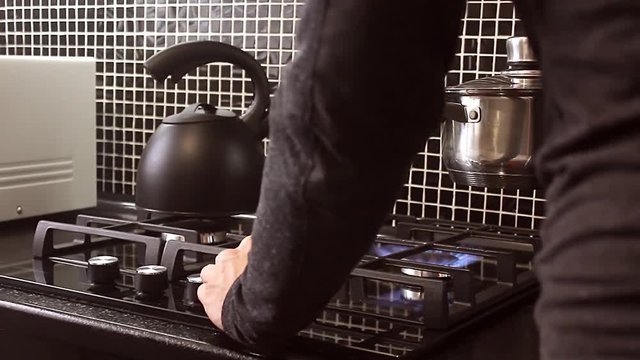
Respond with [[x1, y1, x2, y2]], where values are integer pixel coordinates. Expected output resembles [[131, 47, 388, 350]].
[[0, 210, 539, 359]]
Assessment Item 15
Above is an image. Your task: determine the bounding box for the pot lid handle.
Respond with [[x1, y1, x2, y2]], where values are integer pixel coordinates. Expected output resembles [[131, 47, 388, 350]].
[[507, 37, 537, 65]]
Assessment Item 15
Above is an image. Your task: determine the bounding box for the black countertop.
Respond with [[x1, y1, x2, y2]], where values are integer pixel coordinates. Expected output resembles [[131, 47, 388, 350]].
[[0, 202, 540, 360]]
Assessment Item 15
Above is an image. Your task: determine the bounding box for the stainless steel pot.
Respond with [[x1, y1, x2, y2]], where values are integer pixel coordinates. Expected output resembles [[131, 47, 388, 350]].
[[441, 37, 542, 190]]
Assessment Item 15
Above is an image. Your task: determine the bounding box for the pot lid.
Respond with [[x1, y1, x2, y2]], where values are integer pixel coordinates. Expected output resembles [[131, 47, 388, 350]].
[[445, 70, 542, 96], [447, 36, 542, 96], [163, 103, 238, 124]]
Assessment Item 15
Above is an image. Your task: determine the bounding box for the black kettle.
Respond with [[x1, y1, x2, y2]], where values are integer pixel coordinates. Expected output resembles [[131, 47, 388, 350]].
[[135, 41, 270, 216]]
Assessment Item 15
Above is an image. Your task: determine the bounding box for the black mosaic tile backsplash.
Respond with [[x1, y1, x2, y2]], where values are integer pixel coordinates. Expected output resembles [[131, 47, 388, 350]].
[[0, 0, 544, 228]]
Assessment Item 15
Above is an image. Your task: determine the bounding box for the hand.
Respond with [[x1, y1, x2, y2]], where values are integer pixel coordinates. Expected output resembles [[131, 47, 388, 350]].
[[198, 236, 252, 330]]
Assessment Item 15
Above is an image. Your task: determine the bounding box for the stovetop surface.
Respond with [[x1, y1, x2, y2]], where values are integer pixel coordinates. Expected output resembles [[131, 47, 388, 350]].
[[0, 205, 540, 359]]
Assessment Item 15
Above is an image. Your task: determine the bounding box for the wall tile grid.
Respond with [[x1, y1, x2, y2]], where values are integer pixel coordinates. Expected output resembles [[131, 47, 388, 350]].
[[0, 0, 545, 229]]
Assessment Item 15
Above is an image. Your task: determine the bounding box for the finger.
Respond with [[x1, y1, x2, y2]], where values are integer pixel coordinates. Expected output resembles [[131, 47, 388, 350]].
[[197, 282, 206, 301], [198, 283, 224, 330], [200, 264, 217, 281], [196, 283, 213, 311], [214, 248, 237, 264]]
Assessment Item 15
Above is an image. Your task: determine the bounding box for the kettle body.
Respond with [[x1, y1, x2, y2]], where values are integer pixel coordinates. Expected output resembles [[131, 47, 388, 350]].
[[135, 41, 270, 216]]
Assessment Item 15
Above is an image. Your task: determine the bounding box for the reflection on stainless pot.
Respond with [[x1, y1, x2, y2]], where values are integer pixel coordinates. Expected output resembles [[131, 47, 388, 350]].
[[441, 37, 542, 190]]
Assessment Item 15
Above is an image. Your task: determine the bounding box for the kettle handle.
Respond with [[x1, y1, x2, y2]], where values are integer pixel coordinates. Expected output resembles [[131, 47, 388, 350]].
[[144, 40, 270, 139]]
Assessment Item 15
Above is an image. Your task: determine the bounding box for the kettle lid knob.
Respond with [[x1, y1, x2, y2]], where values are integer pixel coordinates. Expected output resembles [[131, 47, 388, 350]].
[[187, 103, 216, 114], [163, 103, 237, 124]]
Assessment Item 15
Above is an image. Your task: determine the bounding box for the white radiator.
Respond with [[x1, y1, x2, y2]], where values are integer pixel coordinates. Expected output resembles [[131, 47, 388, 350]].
[[0, 56, 97, 221]]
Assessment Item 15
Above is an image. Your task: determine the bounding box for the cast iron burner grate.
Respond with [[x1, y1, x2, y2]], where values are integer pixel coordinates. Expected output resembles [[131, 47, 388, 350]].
[[1, 213, 539, 359]]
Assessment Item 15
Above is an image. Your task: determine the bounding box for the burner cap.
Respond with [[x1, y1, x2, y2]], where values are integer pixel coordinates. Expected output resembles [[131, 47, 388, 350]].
[[199, 231, 228, 244], [400, 267, 452, 279]]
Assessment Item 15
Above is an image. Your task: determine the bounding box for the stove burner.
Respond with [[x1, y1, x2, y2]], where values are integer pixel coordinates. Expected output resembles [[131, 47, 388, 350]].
[[200, 231, 229, 244], [403, 250, 482, 268], [396, 268, 453, 302]]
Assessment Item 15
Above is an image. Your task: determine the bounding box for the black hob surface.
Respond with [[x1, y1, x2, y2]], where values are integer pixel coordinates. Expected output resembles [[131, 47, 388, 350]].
[[0, 211, 539, 359]]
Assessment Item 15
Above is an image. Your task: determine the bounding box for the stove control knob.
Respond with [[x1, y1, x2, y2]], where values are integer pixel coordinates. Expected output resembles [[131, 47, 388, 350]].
[[87, 256, 120, 285], [183, 273, 203, 307], [135, 265, 168, 298]]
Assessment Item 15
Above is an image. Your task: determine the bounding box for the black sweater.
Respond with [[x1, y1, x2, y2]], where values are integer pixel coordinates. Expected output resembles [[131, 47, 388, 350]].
[[222, 1, 640, 358]]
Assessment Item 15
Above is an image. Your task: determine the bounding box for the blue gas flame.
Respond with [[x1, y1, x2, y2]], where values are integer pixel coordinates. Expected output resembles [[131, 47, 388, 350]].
[[368, 243, 413, 257], [403, 250, 482, 268]]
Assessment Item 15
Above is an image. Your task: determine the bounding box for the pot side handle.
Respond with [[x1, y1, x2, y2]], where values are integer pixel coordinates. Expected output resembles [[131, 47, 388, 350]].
[[443, 102, 481, 123]]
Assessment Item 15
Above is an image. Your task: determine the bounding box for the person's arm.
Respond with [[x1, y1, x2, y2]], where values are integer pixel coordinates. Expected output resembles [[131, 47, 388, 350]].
[[207, 0, 465, 351]]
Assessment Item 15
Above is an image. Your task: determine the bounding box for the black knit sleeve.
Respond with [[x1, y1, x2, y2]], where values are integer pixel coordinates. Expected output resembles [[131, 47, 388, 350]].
[[221, 0, 464, 351]]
